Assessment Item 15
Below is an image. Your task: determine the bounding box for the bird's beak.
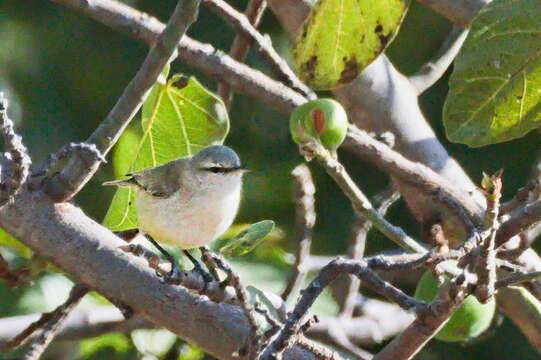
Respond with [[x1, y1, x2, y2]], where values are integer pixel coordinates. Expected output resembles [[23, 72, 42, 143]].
[[237, 165, 250, 173]]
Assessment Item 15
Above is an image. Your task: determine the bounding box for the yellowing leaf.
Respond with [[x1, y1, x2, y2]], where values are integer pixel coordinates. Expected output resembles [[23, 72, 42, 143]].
[[103, 75, 229, 231], [292, 0, 409, 90], [444, 0, 541, 147]]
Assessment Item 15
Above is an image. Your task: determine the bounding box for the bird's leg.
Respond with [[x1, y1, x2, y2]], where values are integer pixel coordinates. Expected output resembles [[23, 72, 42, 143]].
[[183, 249, 213, 284], [145, 236, 181, 282], [199, 247, 220, 281]]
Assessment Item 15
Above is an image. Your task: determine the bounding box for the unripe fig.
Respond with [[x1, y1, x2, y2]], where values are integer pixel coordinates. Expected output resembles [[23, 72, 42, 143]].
[[289, 98, 348, 151], [414, 262, 496, 342]]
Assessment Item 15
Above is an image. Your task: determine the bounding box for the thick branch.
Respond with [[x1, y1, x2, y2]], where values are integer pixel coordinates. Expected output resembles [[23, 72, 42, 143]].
[[0, 190, 325, 360], [409, 26, 469, 94]]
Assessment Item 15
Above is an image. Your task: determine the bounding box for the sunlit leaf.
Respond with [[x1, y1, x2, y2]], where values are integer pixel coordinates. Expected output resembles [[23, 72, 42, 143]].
[[220, 220, 275, 257], [292, 0, 409, 90], [0, 228, 32, 259], [103, 74, 229, 231], [444, 0, 541, 147]]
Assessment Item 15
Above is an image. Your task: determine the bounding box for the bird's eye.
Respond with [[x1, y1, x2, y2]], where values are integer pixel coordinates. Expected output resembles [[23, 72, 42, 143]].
[[208, 166, 223, 173]]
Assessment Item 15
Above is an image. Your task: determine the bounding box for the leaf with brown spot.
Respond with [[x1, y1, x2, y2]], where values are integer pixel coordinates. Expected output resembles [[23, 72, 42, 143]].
[[292, 0, 409, 90]]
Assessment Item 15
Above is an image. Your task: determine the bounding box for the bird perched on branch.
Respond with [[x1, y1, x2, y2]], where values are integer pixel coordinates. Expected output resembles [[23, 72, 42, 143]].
[[103, 145, 246, 281]]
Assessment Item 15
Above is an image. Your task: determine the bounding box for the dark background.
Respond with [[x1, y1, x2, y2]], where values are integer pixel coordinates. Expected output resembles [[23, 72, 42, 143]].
[[0, 0, 540, 359]]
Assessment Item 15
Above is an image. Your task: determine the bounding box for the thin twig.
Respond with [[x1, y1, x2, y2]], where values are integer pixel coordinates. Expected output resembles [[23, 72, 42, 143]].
[[475, 170, 502, 303], [201, 251, 263, 359], [340, 188, 400, 317], [409, 26, 469, 94], [259, 258, 423, 360], [0, 93, 31, 207], [497, 199, 541, 247], [51, 0, 306, 114], [501, 179, 541, 214], [43, 0, 201, 202], [21, 284, 89, 360], [218, 0, 267, 109], [345, 124, 485, 232], [0, 284, 88, 354], [282, 164, 316, 303], [202, 0, 315, 99], [496, 271, 541, 289], [302, 142, 427, 253]]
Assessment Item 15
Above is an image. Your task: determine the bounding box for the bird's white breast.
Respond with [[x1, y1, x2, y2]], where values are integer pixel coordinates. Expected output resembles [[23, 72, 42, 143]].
[[135, 182, 241, 249]]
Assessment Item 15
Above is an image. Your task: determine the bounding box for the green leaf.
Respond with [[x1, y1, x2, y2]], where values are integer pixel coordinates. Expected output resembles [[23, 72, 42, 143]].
[[103, 75, 229, 231], [80, 333, 134, 360], [444, 0, 541, 147], [220, 220, 275, 257], [0, 228, 32, 259], [292, 0, 409, 90]]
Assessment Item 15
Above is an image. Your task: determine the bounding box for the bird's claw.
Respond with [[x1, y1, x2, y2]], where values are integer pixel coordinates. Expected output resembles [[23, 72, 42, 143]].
[[194, 265, 214, 285], [165, 264, 183, 283]]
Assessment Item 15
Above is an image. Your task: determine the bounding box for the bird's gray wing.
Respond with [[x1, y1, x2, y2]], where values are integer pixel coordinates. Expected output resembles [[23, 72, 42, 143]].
[[103, 159, 186, 198]]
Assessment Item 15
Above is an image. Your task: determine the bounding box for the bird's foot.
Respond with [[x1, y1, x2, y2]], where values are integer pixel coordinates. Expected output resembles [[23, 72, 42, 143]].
[[193, 263, 214, 285], [163, 263, 183, 284]]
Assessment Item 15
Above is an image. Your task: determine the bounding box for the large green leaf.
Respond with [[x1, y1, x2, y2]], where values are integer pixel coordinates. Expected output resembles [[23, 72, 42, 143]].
[[444, 0, 541, 147], [103, 75, 229, 231], [292, 0, 409, 90]]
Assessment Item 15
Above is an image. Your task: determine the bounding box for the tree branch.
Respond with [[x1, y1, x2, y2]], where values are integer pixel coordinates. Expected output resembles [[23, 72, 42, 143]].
[[217, 0, 268, 109], [0, 189, 331, 360], [20, 284, 89, 360], [497, 200, 541, 247], [50, 0, 307, 114], [42, 0, 201, 202], [260, 258, 423, 360], [340, 188, 400, 317], [202, 0, 314, 99], [0, 93, 31, 207], [282, 164, 316, 303], [302, 142, 426, 253], [372, 270, 474, 360], [0, 284, 88, 354], [0, 307, 152, 347], [409, 26, 469, 94]]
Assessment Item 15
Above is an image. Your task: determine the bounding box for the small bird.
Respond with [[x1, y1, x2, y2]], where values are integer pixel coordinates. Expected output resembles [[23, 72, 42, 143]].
[[103, 145, 246, 280]]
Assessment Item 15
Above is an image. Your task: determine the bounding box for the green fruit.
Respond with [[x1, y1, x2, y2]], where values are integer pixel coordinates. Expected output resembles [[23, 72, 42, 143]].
[[414, 262, 496, 342], [289, 98, 348, 151]]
